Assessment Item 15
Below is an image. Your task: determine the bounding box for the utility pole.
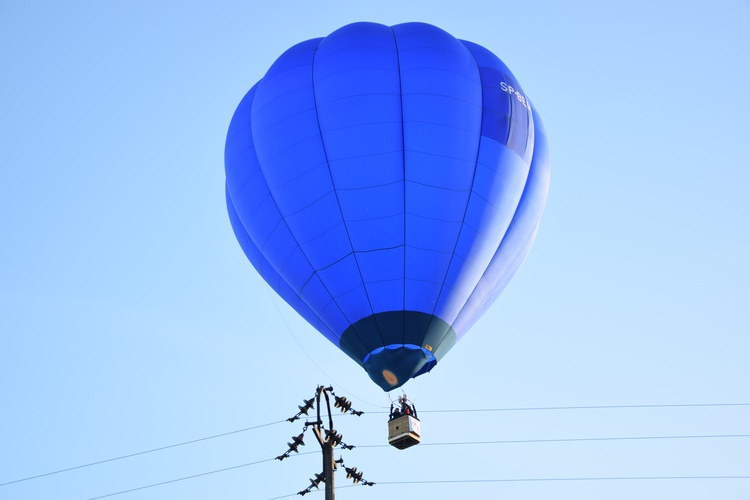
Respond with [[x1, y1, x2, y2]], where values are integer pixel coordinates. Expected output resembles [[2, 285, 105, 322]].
[[310, 386, 336, 500], [276, 385, 374, 498]]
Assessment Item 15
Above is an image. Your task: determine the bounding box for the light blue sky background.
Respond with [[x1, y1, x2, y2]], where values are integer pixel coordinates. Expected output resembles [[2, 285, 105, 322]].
[[1, 1, 748, 499]]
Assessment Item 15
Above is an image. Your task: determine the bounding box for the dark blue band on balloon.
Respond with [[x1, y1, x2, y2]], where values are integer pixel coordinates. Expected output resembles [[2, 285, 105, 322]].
[[338, 310, 456, 390]]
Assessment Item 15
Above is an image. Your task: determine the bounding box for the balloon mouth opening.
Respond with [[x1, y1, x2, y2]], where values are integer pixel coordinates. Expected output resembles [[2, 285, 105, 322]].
[[363, 344, 436, 391]]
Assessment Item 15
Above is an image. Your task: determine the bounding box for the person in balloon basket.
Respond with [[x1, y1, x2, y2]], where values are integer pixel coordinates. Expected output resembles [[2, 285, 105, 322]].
[[389, 398, 417, 421]]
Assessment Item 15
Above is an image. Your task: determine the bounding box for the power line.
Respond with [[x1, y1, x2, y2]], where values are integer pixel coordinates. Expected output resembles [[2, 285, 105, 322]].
[[360, 402, 750, 415], [2, 402, 748, 488], [56, 434, 750, 499], [417, 402, 750, 414], [84, 451, 317, 500], [377, 476, 750, 484], [85, 457, 278, 500], [0, 420, 286, 487], [356, 434, 750, 449], [380, 476, 750, 484], [266, 476, 750, 499]]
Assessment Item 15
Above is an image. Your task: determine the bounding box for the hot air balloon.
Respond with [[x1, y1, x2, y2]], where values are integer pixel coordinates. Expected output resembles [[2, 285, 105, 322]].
[[225, 22, 550, 391]]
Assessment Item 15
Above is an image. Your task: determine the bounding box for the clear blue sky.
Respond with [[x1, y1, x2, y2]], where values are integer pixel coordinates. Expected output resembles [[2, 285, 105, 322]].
[[1, 1, 749, 499]]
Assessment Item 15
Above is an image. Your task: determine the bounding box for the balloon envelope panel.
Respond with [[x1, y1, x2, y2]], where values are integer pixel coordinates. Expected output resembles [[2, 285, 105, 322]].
[[225, 22, 550, 391]]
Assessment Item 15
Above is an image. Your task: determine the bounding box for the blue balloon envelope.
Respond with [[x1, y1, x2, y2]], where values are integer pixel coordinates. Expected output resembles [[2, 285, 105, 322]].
[[225, 22, 550, 391]]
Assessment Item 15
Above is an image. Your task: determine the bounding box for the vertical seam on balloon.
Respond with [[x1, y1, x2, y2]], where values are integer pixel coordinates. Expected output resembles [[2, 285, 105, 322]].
[[524, 100, 534, 162], [309, 36, 389, 355], [228, 176, 340, 342], [423, 40, 486, 355], [451, 194, 536, 334], [453, 161, 541, 334], [390, 25, 407, 347], [228, 153, 339, 342], [243, 40, 368, 356], [450, 63, 538, 334]]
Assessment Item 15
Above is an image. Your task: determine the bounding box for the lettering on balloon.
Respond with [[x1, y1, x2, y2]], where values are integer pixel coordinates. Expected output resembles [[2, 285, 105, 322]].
[[500, 81, 531, 110]]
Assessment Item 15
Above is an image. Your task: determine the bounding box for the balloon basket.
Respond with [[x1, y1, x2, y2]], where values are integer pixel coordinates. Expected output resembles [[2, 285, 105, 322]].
[[388, 414, 421, 450]]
